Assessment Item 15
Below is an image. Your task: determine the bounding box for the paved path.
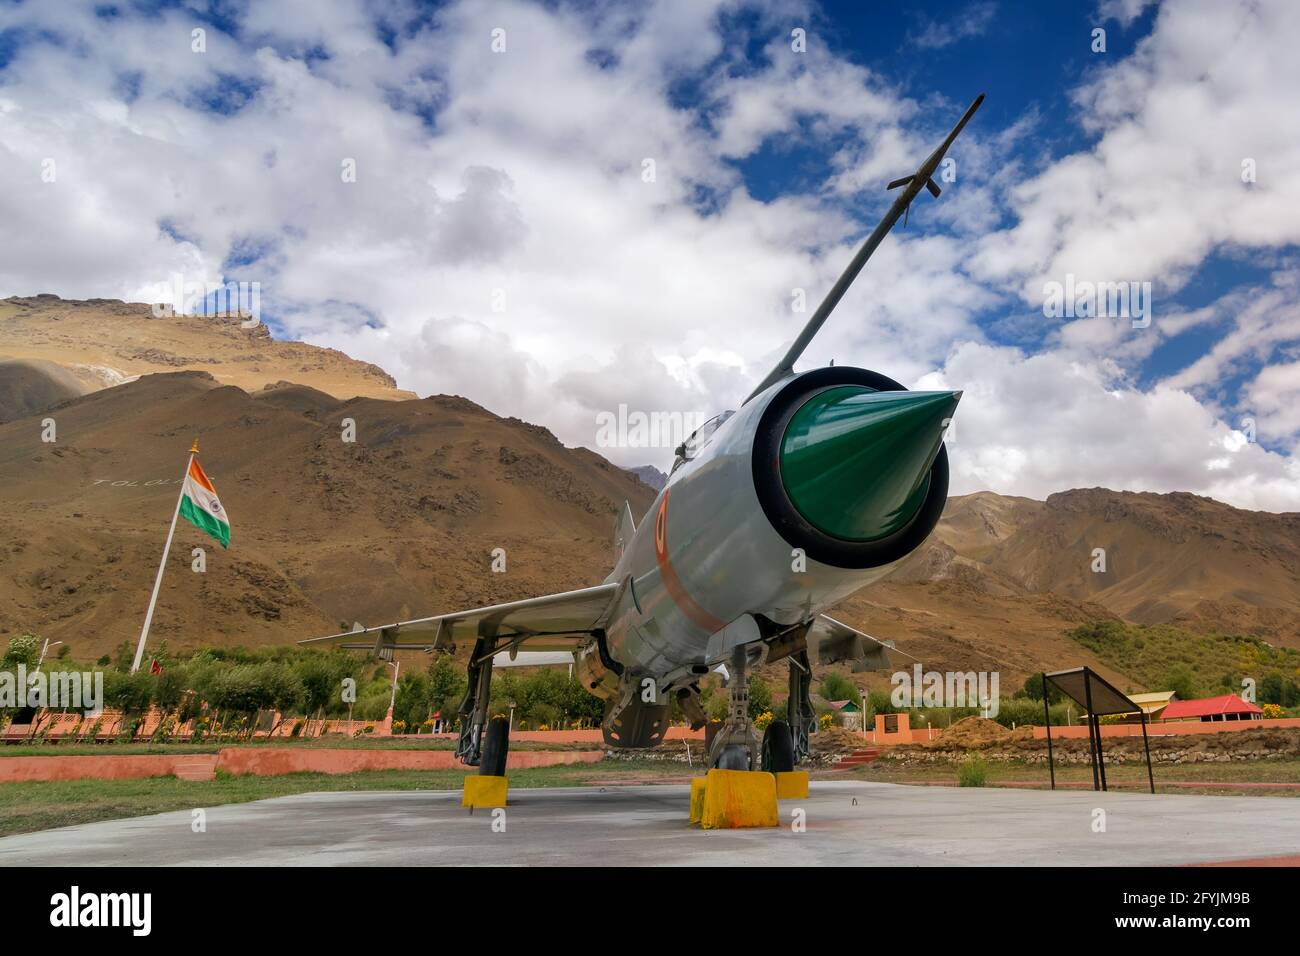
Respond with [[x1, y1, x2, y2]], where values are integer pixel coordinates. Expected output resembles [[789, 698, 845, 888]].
[[1, 781, 1294, 866]]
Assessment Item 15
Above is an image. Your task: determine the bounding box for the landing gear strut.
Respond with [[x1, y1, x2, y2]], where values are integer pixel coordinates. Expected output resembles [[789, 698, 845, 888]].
[[456, 637, 494, 766], [707, 644, 759, 769], [787, 648, 815, 765]]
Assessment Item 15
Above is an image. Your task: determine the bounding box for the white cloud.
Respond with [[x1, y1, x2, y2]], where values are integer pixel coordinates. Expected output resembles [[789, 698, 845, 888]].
[[910, 2, 998, 50], [923, 342, 1300, 511], [973, 0, 1300, 304], [1, 0, 1298, 512]]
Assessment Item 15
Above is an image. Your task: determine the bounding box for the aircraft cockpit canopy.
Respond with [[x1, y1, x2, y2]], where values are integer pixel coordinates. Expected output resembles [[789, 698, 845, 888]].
[[671, 410, 735, 474]]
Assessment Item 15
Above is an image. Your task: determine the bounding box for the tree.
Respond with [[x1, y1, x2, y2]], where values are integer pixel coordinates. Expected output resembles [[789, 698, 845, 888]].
[[1259, 675, 1300, 707], [426, 655, 466, 719], [557, 675, 604, 724], [111, 641, 137, 673], [1022, 674, 1064, 704], [297, 652, 356, 718], [102, 670, 153, 716], [819, 672, 861, 707], [1164, 666, 1197, 702], [394, 671, 430, 727], [260, 663, 306, 736], [152, 664, 191, 715], [2, 635, 40, 670], [747, 675, 772, 719]]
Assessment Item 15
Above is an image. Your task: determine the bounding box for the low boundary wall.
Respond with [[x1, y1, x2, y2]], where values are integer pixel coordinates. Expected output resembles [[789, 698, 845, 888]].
[[0, 748, 604, 784], [1032, 717, 1300, 739]]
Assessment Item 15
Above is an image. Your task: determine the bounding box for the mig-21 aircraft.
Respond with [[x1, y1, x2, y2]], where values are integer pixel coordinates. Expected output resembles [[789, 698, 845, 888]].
[[300, 94, 984, 775]]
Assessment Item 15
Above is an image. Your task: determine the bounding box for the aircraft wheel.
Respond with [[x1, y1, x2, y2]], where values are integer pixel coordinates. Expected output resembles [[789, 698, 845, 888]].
[[761, 719, 795, 773], [717, 743, 750, 770], [479, 716, 510, 776]]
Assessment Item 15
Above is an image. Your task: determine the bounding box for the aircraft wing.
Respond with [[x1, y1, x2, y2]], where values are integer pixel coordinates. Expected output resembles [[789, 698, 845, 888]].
[[806, 615, 894, 672], [298, 583, 621, 656]]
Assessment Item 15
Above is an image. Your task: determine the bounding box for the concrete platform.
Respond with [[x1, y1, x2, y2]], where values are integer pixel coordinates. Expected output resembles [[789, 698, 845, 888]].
[[0, 781, 1294, 866]]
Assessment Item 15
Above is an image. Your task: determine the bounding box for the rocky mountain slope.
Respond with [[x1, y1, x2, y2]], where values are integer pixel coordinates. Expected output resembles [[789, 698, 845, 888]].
[[0, 371, 655, 658], [2, 296, 1297, 688], [848, 489, 1300, 687], [0, 295, 412, 417]]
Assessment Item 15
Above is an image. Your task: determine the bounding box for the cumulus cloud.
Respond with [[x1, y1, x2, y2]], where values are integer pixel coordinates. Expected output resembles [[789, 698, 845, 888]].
[[920, 342, 1300, 511], [1, 0, 1299, 512], [972, 0, 1300, 303]]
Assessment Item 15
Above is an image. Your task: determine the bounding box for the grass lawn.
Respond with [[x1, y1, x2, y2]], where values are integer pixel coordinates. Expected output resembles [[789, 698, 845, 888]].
[[0, 759, 691, 838], [845, 757, 1300, 795]]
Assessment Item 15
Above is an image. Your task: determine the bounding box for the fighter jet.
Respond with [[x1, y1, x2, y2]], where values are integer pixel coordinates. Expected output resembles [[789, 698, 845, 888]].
[[300, 94, 983, 774]]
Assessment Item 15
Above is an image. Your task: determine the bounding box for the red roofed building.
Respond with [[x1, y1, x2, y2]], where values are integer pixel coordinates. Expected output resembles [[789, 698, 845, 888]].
[[1158, 694, 1263, 723]]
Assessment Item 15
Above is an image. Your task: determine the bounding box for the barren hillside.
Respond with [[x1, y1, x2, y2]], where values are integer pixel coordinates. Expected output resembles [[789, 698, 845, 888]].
[[0, 371, 656, 658], [2, 297, 1298, 688], [0, 294, 413, 405]]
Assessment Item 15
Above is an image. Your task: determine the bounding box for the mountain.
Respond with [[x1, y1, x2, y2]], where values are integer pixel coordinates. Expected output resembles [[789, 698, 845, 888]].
[[840, 488, 1300, 689], [0, 371, 655, 658], [917, 488, 1300, 640], [627, 465, 667, 490], [3, 295, 1298, 690], [0, 358, 90, 422], [0, 294, 413, 402]]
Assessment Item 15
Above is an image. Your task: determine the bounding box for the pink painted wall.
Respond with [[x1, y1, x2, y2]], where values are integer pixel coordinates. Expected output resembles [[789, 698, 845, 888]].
[[0, 754, 219, 783], [214, 747, 603, 776], [865, 712, 940, 746], [0, 748, 603, 783]]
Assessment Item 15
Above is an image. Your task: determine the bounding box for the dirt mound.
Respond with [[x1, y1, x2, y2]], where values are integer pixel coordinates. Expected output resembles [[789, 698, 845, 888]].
[[812, 724, 868, 757], [931, 716, 1011, 748]]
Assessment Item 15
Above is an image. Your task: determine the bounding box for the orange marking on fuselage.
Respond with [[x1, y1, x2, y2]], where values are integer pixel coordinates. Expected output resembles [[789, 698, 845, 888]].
[[654, 491, 726, 633]]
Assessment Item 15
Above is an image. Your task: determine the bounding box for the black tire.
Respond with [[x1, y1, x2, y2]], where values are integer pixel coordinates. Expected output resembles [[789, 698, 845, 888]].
[[762, 719, 795, 773], [479, 716, 510, 776]]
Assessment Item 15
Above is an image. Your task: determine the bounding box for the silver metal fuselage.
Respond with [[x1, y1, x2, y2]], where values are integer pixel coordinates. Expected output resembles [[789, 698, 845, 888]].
[[598, 372, 903, 694]]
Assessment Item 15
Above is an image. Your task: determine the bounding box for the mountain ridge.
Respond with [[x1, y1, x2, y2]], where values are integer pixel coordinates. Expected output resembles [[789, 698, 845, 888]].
[[2, 296, 1297, 690]]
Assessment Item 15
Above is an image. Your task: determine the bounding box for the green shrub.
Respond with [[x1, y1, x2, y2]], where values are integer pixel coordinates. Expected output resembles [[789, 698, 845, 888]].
[[957, 756, 988, 788]]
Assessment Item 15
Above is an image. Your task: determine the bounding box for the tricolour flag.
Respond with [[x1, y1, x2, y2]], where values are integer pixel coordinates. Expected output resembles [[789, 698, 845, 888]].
[[179, 458, 230, 548]]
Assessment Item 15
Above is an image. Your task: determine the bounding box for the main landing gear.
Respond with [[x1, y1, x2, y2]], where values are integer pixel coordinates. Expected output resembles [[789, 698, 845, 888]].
[[479, 715, 510, 777], [457, 638, 512, 775], [786, 648, 815, 765], [457, 637, 495, 767], [756, 646, 812, 774]]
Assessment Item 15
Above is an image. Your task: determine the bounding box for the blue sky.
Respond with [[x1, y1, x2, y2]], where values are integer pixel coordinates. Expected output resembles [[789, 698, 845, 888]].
[[1, 0, 1298, 509]]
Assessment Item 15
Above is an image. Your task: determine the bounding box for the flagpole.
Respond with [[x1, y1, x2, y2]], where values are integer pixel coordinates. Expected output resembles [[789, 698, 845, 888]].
[[131, 438, 198, 674]]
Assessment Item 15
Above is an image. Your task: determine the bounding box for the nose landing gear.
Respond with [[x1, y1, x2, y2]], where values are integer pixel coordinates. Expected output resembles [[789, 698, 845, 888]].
[[706, 645, 760, 769]]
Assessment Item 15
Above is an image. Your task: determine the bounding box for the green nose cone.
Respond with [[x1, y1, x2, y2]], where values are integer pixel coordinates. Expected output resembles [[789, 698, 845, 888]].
[[779, 386, 961, 541]]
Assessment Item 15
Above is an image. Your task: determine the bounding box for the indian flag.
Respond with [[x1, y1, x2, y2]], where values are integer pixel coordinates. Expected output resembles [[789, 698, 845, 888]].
[[179, 458, 230, 548]]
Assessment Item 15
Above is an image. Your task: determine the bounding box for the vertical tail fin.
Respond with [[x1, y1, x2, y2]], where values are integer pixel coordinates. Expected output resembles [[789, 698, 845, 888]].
[[613, 501, 636, 564]]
